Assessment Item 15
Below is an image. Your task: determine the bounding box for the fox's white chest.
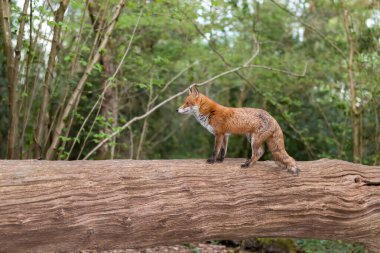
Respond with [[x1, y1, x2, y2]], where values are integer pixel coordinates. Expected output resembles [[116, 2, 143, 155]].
[[192, 106, 214, 134]]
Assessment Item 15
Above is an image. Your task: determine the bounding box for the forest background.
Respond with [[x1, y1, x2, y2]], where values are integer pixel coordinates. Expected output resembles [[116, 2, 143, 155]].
[[0, 0, 379, 252]]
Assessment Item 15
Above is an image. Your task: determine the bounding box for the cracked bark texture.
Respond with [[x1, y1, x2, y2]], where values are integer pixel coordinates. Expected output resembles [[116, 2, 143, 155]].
[[0, 159, 379, 252]]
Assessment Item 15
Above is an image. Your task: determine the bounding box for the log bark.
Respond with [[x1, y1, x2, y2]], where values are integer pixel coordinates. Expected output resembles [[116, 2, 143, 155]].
[[0, 159, 379, 252]]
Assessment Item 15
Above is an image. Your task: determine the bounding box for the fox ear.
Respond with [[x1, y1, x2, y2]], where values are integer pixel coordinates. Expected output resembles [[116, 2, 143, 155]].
[[189, 85, 199, 96]]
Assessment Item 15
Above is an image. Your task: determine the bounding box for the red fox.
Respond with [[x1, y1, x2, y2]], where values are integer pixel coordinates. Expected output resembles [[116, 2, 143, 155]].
[[177, 85, 300, 175]]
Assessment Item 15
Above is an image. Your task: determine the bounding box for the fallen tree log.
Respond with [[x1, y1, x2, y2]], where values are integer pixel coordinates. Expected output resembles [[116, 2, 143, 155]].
[[0, 159, 379, 252]]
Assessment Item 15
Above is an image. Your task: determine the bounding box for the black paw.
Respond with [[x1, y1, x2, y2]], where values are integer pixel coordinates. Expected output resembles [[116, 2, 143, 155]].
[[216, 158, 224, 163], [287, 167, 301, 176], [241, 163, 250, 168], [206, 159, 215, 164]]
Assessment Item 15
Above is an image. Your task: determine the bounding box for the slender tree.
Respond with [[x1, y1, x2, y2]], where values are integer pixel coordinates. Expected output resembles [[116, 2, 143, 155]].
[[34, 0, 70, 158], [343, 8, 360, 163], [0, 0, 18, 158], [88, 0, 118, 159]]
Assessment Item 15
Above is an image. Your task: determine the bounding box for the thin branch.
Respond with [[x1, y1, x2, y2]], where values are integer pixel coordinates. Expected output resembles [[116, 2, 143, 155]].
[[128, 126, 134, 159], [14, 0, 30, 83], [19, 0, 36, 115], [75, 101, 103, 160], [47, 0, 55, 13], [70, 0, 90, 74], [136, 79, 153, 159]]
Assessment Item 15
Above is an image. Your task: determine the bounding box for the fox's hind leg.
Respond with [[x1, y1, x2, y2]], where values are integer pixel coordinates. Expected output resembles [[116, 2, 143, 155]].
[[241, 134, 265, 168], [266, 127, 300, 175], [257, 145, 265, 160], [216, 135, 229, 163]]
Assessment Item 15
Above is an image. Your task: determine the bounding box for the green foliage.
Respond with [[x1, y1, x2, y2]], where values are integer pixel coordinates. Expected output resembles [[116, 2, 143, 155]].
[[297, 239, 369, 253], [256, 238, 298, 253]]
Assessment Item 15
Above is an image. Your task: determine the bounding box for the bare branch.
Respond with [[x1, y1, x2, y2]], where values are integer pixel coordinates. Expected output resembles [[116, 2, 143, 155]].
[[243, 34, 260, 66], [14, 0, 30, 83], [75, 102, 103, 160], [136, 80, 153, 159], [46, 0, 55, 13], [70, 0, 90, 74], [128, 126, 134, 159]]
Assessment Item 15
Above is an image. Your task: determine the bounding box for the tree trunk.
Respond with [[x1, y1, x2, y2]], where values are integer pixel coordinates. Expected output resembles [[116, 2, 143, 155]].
[[0, 159, 379, 252], [88, 0, 118, 159], [45, 0, 125, 160], [34, 0, 69, 158], [343, 9, 360, 163], [0, 0, 18, 159], [98, 53, 118, 159]]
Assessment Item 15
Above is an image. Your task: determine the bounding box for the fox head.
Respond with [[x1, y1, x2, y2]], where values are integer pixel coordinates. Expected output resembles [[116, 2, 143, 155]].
[[177, 85, 202, 115]]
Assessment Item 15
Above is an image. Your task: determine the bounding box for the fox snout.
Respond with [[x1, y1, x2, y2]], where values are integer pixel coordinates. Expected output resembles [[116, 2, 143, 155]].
[[177, 106, 190, 114]]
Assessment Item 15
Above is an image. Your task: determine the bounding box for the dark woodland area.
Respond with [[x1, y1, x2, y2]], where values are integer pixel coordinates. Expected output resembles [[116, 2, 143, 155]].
[[0, 0, 379, 252]]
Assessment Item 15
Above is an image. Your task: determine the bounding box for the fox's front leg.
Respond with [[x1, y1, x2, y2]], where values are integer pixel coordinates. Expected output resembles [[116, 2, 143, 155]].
[[216, 135, 229, 162], [207, 134, 224, 164]]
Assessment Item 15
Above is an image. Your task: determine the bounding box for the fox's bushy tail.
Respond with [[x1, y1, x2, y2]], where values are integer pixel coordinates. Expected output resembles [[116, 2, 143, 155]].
[[266, 125, 300, 175]]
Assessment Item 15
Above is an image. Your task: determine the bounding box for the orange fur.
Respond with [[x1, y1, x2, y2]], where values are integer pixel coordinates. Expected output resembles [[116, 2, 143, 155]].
[[177, 85, 300, 175]]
